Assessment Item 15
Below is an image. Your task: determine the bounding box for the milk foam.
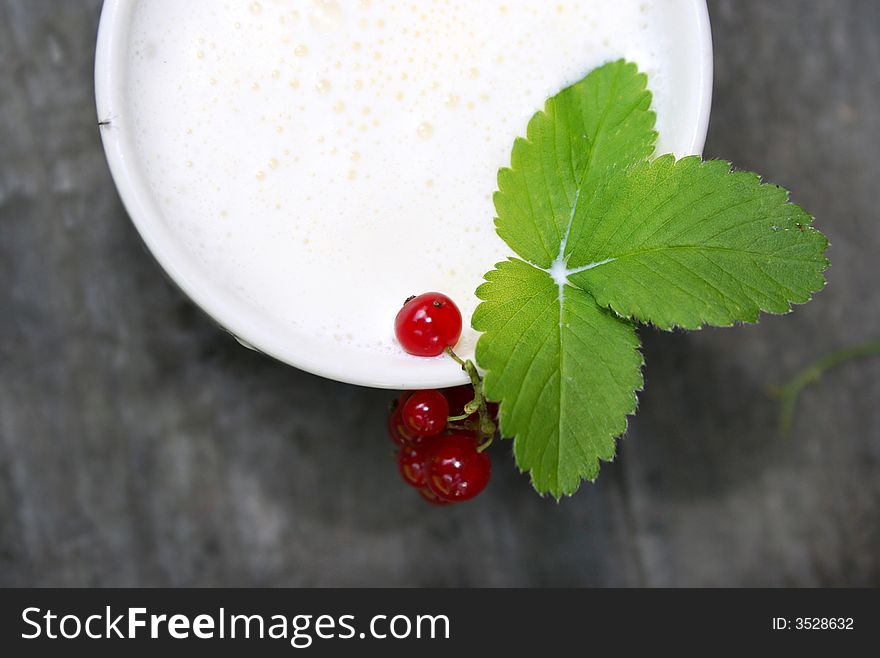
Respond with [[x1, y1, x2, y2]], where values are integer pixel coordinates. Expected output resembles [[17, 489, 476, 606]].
[[126, 0, 685, 361]]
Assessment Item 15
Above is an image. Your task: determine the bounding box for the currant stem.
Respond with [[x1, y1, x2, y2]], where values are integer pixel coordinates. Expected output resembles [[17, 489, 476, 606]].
[[444, 347, 497, 450], [444, 347, 466, 368]]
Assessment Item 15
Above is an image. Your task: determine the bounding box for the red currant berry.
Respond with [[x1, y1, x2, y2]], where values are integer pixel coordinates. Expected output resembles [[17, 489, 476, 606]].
[[387, 407, 419, 446], [394, 292, 462, 357], [397, 444, 430, 488], [418, 487, 452, 506], [426, 433, 491, 502], [401, 389, 449, 438]]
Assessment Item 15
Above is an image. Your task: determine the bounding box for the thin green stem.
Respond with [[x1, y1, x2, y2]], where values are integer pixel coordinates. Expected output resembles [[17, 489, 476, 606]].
[[772, 338, 880, 434], [445, 347, 497, 449], [445, 347, 467, 368]]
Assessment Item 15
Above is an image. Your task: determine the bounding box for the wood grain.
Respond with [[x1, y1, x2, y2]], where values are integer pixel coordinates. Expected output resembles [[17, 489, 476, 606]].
[[1, 0, 878, 586]]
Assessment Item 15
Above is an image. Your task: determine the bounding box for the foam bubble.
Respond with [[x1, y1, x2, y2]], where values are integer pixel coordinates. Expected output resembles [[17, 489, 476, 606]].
[[127, 0, 686, 356]]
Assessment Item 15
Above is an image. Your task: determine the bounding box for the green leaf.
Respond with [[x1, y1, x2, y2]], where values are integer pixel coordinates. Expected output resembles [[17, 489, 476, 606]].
[[472, 259, 643, 497], [472, 60, 829, 497], [566, 155, 830, 329], [493, 59, 656, 268]]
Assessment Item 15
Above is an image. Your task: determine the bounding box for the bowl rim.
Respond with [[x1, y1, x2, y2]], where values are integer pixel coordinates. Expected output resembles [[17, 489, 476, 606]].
[[94, 0, 714, 389]]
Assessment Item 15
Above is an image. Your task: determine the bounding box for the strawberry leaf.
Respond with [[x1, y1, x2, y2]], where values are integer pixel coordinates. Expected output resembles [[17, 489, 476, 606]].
[[566, 155, 829, 330], [473, 60, 829, 497], [473, 259, 642, 497], [494, 59, 656, 268]]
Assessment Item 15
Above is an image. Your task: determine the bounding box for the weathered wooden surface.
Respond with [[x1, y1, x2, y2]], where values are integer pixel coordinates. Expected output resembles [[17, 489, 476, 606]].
[[1, 0, 878, 587]]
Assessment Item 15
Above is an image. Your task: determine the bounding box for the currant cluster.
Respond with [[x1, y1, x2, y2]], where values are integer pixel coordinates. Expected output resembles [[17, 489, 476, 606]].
[[388, 387, 491, 505], [391, 292, 496, 505]]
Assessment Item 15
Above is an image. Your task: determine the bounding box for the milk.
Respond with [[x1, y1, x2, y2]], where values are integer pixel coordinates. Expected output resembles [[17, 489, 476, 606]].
[[125, 0, 694, 364]]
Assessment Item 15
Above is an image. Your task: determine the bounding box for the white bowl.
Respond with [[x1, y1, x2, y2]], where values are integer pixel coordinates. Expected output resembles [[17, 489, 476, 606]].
[[95, 0, 713, 389]]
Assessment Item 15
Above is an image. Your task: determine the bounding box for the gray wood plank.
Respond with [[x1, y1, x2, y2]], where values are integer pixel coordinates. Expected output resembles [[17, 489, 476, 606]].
[[0, 0, 877, 587]]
